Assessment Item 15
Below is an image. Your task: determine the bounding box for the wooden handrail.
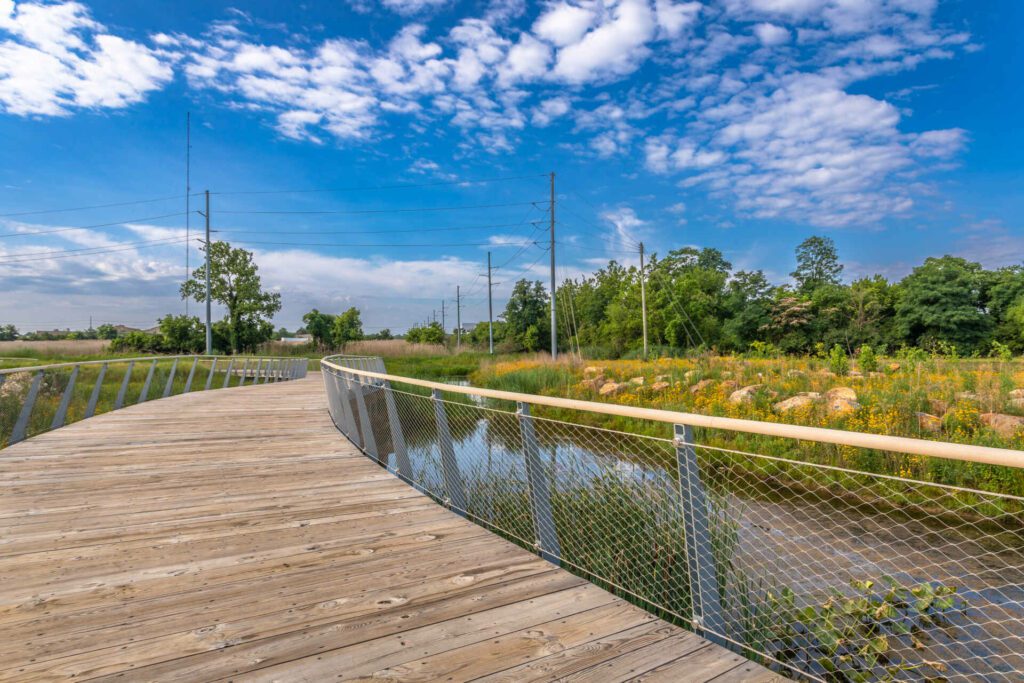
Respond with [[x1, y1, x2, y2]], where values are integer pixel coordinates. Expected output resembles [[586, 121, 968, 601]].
[[321, 355, 1024, 471]]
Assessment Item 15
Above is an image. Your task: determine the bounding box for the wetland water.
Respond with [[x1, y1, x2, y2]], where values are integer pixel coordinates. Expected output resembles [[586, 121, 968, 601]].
[[361, 381, 1024, 680]]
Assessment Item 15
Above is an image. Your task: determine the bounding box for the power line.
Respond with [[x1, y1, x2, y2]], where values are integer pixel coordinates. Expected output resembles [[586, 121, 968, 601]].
[[211, 173, 548, 196], [234, 239, 539, 249], [0, 195, 199, 219], [0, 212, 188, 238], [213, 221, 542, 236], [216, 201, 547, 216], [0, 237, 189, 265]]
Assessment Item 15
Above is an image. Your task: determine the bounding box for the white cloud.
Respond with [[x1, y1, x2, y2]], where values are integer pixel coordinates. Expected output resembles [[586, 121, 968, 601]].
[[654, 0, 701, 38], [600, 206, 648, 254], [0, 0, 173, 116], [533, 2, 597, 47], [379, 0, 450, 16], [532, 95, 570, 125], [753, 22, 790, 46], [551, 0, 657, 84]]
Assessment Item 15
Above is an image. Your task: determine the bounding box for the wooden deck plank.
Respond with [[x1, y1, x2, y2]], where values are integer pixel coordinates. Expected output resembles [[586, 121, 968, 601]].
[[0, 372, 784, 682]]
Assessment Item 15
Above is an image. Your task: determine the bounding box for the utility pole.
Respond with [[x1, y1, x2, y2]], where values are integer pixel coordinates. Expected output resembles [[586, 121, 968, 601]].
[[487, 251, 494, 355], [549, 171, 557, 359], [204, 190, 211, 355], [441, 300, 446, 334], [456, 286, 462, 349], [639, 242, 648, 360], [185, 112, 191, 316]]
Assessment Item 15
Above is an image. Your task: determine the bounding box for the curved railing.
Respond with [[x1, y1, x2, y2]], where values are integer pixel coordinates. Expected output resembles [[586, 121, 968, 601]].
[[0, 354, 307, 448], [322, 354, 1024, 682]]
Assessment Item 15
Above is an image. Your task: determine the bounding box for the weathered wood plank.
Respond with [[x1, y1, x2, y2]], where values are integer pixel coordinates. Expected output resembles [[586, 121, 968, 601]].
[[0, 373, 783, 682]]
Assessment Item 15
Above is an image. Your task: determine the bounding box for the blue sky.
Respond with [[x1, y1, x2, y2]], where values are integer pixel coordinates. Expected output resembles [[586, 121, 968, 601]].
[[0, 0, 1021, 333]]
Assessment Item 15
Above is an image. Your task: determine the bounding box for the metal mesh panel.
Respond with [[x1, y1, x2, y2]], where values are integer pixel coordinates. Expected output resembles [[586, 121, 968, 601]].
[[0, 356, 305, 448], [322, 357, 1024, 682]]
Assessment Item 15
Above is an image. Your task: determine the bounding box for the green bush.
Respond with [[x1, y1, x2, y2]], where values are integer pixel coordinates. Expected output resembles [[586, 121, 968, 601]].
[[828, 344, 849, 376], [858, 344, 878, 373]]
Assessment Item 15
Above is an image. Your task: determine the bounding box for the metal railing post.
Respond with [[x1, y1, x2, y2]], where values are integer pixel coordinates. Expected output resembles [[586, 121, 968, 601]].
[[674, 423, 726, 643], [162, 358, 179, 398], [50, 366, 79, 430], [222, 358, 234, 388], [114, 361, 134, 409], [85, 363, 107, 418], [205, 357, 218, 390], [11, 371, 44, 444], [431, 388, 468, 514], [352, 374, 379, 461], [336, 372, 358, 438], [183, 357, 199, 393], [341, 373, 362, 445], [137, 360, 157, 404], [518, 402, 561, 564], [239, 359, 251, 386], [383, 380, 412, 481], [324, 369, 341, 426]]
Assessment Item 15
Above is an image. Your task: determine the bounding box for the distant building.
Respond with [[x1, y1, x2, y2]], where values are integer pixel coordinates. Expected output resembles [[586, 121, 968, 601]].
[[279, 335, 312, 344]]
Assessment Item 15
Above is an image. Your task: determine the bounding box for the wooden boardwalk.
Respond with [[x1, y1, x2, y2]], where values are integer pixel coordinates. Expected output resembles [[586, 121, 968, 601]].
[[0, 373, 784, 682]]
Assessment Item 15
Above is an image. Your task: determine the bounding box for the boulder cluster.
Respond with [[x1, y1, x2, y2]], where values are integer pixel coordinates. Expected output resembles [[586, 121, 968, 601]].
[[576, 367, 1024, 440]]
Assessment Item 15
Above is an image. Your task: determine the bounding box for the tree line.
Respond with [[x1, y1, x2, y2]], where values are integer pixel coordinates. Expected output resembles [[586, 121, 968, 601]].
[[479, 236, 1024, 358]]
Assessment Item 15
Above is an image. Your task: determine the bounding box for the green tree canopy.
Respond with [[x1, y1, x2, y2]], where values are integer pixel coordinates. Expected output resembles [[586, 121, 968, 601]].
[[501, 279, 550, 352], [332, 307, 364, 346], [895, 256, 992, 352], [302, 309, 335, 348], [181, 241, 281, 353], [792, 236, 843, 293], [158, 314, 205, 354]]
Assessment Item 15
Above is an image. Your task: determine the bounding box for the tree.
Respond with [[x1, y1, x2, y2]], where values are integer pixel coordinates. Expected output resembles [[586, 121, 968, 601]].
[[501, 279, 550, 351], [0, 324, 18, 341], [302, 309, 335, 348], [158, 314, 205, 353], [792, 236, 842, 293], [95, 324, 119, 340], [181, 241, 281, 354], [332, 307, 364, 346], [406, 321, 445, 344], [274, 327, 292, 340], [895, 256, 992, 352]]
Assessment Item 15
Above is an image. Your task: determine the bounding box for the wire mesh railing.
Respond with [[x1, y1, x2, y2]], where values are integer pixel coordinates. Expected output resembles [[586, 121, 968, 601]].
[[0, 355, 308, 448], [321, 354, 1024, 682]]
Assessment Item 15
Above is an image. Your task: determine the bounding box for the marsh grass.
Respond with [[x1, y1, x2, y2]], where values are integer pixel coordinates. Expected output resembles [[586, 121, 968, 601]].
[[0, 357, 270, 447]]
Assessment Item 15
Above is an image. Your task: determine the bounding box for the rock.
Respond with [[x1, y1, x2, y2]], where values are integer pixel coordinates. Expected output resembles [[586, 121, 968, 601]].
[[1010, 389, 1024, 400], [828, 397, 861, 415], [825, 387, 858, 402], [654, 374, 670, 383], [583, 366, 605, 377], [721, 371, 733, 378], [798, 391, 821, 399], [683, 370, 696, 381], [916, 412, 943, 433], [690, 379, 716, 394], [579, 378, 605, 392], [651, 381, 670, 392], [774, 395, 816, 413], [848, 370, 863, 378], [868, 371, 885, 378], [599, 382, 626, 397], [928, 398, 950, 416], [816, 369, 836, 377], [729, 384, 776, 404], [887, 362, 901, 372], [721, 380, 739, 392], [786, 369, 806, 377], [955, 391, 979, 402], [1011, 398, 1024, 410], [628, 376, 644, 386], [981, 413, 1024, 438]]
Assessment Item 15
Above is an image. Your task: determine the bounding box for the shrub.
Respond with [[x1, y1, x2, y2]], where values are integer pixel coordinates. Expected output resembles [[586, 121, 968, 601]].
[[858, 344, 878, 373], [828, 344, 849, 376], [109, 331, 165, 354]]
